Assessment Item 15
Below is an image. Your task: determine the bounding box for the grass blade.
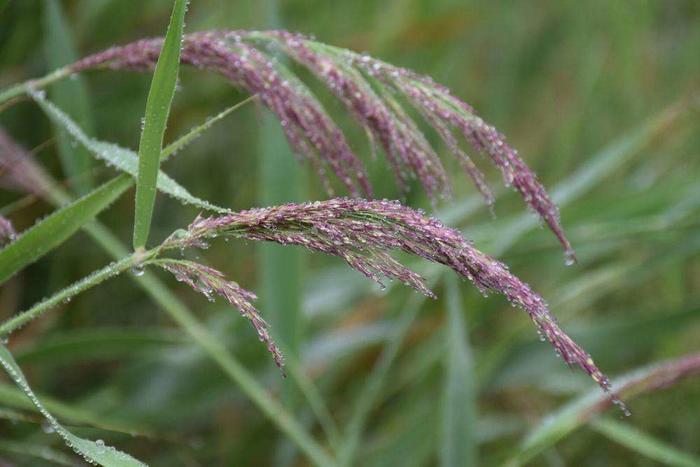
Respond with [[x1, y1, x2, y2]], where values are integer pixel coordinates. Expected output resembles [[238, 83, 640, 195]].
[[511, 352, 700, 465], [489, 102, 685, 256], [15, 328, 185, 364], [441, 276, 477, 467], [0, 439, 76, 466], [0, 345, 146, 466], [0, 382, 151, 437], [14, 107, 334, 467], [43, 0, 94, 195], [133, 0, 188, 249], [161, 95, 257, 161], [258, 0, 306, 418], [337, 289, 431, 467], [0, 174, 131, 285], [31, 89, 228, 213], [591, 418, 700, 467]]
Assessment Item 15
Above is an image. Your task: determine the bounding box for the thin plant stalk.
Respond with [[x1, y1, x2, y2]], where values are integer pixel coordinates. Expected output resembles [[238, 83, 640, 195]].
[[0, 250, 153, 337], [1, 136, 337, 467]]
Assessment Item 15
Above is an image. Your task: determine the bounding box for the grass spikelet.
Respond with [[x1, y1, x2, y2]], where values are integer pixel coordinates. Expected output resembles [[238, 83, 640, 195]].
[[163, 198, 614, 399]]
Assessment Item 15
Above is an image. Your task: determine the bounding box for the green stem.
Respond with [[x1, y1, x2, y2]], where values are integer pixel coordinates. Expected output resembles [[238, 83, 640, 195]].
[[0, 249, 151, 336], [337, 288, 431, 467], [6, 62, 336, 466], [144, 278, 336, 467], [30, 180, 336, 467], [0, 67, 71, 105]]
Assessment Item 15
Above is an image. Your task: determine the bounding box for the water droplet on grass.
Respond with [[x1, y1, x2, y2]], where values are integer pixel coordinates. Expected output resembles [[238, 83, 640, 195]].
[[41, 420, 55, 433]]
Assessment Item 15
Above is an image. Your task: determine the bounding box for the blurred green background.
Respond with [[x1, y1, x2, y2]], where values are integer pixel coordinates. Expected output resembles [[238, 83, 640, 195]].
[[1, 0, 699, 465]]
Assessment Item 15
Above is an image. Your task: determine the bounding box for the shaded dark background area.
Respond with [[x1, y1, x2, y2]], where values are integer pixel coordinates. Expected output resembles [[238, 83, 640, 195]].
[[1, 0, 699, 465]]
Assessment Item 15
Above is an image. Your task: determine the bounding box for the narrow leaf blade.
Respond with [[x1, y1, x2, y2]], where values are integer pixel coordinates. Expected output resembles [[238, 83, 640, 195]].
[[441, 275, 477, 467], [43, 0, 95, 195], [0, 174, 131, 285], [30, 89, 228, 213], [0, 345, 146, 467], [591, 418, 700, 467], [133, 0, 188, 249]]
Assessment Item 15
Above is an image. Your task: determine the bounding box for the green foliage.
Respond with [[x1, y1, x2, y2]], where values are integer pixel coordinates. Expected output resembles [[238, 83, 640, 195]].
[[133, 0, 188, 249], [0, 174, 131, 285], [43, 0, 94, 195], [31, 89, 228, 213], [0, 345, 146, 466], [0, 1, 698, 466], [591, 418, 700, 467], [441, 275, 477, 467]]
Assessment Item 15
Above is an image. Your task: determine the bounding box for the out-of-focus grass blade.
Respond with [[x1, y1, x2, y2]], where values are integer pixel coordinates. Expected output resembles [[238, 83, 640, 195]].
[[487, 103, 686, 255], [133, 0, 188, 250], [259, 107, 304, 385], [0, 439, 75, 466], [43, 0, 94, 195], [337, 288, 434, 467], [0, 174, 131, 285], [257, 0, 306, 423], [591, 418, 700, 467], [31, 89, 227, 213], [161, 95, 257, 161], [441, 275, 477, 467], [0, 383, 150, 436], [15, 328, 185, 365], [0, 345, 146, 466], [6, 128, 334, 467], [511, 352, 700, 465]]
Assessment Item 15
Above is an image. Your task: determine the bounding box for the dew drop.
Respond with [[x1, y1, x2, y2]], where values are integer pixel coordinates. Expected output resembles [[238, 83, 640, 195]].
[[41, 420, 55, 433], [95, 439, 106, 454], [564, 249, 577, 266], [130, 265, 145, 277]]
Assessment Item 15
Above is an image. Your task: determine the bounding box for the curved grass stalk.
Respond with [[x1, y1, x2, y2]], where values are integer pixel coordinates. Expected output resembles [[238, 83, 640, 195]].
[[0, 248, 154, 337], [0, 66, 72, 105], [0, 143, 337, 467], [160, 94, 258, 161], [0, 220, 337, 466], [0, 345, 147, 466]]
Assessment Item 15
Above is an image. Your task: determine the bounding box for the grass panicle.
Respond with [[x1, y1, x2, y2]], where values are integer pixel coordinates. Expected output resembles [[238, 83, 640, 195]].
[[163, 198, 617, 402], [155, 259, 285, 371], [69, 30, 574, 259]]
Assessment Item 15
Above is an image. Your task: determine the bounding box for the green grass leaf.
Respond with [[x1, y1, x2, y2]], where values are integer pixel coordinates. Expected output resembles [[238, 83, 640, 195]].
[[0, 345, 146, 466], [6, 130, 335, 467], [337, 289, 433, 467], [591, 418, 700, 467], [133, 0, 188, 249], [30, 89, 228, 213], [441, 276, 477, 467], [511, 353, 700, 465], [0, 382, 151, 437], [15, 328, 185, 365], [0, 174, 131, 285], [0, 439, 76, 466], [43, 0, 95, 195]]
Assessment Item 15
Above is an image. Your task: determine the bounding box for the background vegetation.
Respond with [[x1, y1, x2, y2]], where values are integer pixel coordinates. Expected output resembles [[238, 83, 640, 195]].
[[1, 0, 699, 465]]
